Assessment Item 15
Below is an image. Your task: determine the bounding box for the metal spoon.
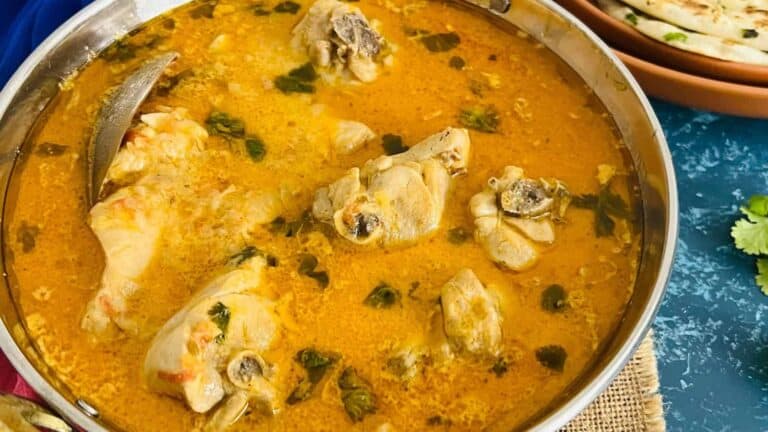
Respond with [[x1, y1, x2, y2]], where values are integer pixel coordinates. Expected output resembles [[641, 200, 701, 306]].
[[0, 393, 72, 432], [87, 51, 179, 206]]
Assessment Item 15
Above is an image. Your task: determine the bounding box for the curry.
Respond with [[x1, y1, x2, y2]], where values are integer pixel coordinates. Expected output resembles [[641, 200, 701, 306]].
[[3, 0, 642, 430]]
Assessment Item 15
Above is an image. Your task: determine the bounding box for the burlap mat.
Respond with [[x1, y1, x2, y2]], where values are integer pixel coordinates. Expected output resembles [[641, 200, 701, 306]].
[[563, 333, 666, 432]]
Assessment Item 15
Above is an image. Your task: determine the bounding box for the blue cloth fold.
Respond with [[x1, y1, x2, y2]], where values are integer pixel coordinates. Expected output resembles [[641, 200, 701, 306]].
[[0, 0, 93, 84]]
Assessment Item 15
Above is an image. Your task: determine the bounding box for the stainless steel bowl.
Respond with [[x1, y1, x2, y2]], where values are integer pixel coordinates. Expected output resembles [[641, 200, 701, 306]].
[[0, 0, 678, 430]]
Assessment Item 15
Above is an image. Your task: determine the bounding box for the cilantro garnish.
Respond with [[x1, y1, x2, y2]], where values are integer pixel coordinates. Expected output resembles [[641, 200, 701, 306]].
[[207, 302, 230, 342], [731, 195, 768, 294], [572, 184, 632, 237]]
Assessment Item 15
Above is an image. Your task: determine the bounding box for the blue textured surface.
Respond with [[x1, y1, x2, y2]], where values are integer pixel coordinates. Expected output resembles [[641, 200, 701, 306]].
[[2, 3, 768, 432], [651, 101, 768, 432]]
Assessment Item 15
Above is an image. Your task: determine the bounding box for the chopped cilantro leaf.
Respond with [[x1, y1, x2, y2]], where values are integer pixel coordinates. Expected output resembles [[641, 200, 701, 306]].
[[421, 32, 461, 52], [275, 76, 315, 94], [275, 63, 318, 94], [459, 105, 499, 133], [298, 253, 329, 288], [288, 62, 318, 81], [189, 0, 218, 19], [382, 134, 408, 155], [208, 302, 230, 341], [541, 284, 567, 312], [364, 283, 401, 308], [308, 271, 330, 288], [535, 345, 567, 372], [17, 222, 39, 253], [489, 356, 509, 377], [274, 1, 301, 14], [101, 40, 139, 62], [297, 348, 336, 371], [206, 111, 246, 139], [298, 253, 319, 274], [572, 183, 632, 237], [743, 29, 759, 39], [338, 368, 376, 422], [286, 379, 314, 404], [228, 246, 261, 266], [427, 415, 451, 426], [663, 32, 688, 42], [449, 56, 466, 70], [252, 2, 271, 15], [245, 136, 267, 161], [156, 69, 194, 96], [287, 348, 338, 404]]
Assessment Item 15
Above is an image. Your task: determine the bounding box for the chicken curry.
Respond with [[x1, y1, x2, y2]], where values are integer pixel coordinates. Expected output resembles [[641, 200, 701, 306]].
[[4, 0, 642, 430]]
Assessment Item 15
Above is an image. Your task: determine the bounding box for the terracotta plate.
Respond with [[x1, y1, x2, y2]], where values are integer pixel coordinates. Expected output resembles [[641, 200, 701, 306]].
[[557, 0, 768, 85], [614, 49, 768, 118]]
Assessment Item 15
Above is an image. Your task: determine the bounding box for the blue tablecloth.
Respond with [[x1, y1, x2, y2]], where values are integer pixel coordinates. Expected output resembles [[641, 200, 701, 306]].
[[2, 2, 766, 431], [0, 0, 91, 85]]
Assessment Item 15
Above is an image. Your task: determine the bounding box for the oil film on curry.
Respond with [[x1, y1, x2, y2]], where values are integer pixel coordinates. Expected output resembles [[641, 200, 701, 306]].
[[5, 0, 642, 430]]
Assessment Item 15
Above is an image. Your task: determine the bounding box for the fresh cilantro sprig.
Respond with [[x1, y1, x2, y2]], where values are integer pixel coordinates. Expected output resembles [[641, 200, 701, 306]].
[[731, 195, 768, 294]]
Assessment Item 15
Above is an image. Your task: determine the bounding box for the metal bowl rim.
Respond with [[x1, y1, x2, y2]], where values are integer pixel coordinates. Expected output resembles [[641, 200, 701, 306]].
[[522, 0, 678, 429], [0, 0, 679, 430]]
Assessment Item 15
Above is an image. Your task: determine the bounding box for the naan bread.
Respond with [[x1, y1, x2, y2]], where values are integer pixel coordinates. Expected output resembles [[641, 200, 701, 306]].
[[598, 0, 768, 65], [719, 0, 768, 9], [617, 0, 768, 51]]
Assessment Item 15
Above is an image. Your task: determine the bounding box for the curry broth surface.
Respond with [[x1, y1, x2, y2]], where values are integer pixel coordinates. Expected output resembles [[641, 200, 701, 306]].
[[5, 0, 641, 430]]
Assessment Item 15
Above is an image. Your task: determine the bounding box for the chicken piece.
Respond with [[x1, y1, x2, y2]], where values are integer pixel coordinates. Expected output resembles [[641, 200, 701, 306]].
[[82, 179, 174, 335], [385, 271, 499, 374], [440, 269, 502, 357], [386, 341, 428, 381], [83, 108, 208, 336], [193, 184, 284, 239], [312, 127, 470, 246], [472, 216, 538, 271], [144, 257, 281, 429], [83, 106, 286, 336], [334, 120, 375, 154], [470, 166, 570, 271], [0, 395, 71, 432], [425, 304, 456, 365], [103, 107, 207, 189], [292, 0, 387, 82]]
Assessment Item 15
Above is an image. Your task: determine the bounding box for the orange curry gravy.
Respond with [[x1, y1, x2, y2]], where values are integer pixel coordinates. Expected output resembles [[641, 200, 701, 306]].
[[4, 0, 641, 430]]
